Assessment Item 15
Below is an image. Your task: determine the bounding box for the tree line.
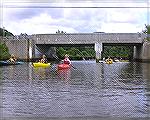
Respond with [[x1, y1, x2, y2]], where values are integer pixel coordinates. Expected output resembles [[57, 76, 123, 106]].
[[0, 27, 14, 60], [56, 47, 95, 60], [102, 46, 133, 60]]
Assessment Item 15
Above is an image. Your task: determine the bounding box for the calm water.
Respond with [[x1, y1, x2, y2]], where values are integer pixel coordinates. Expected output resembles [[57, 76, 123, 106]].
[[0, 61, 150, 120]]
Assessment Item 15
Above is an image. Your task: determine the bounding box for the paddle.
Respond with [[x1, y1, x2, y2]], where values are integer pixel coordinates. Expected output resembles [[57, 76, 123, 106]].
[[70, 64, 77, 69], [52, 54, 61, 62]]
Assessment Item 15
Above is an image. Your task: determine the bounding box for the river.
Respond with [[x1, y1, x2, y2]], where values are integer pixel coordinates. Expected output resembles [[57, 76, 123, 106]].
[[0, 60, 150, 120]]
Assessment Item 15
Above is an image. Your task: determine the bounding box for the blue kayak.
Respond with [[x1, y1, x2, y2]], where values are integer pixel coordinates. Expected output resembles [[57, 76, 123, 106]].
[[0, 61, 24, 66]]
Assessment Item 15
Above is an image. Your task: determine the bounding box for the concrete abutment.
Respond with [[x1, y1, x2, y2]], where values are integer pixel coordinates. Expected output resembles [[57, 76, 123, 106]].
[[133, 41, 150, 62]]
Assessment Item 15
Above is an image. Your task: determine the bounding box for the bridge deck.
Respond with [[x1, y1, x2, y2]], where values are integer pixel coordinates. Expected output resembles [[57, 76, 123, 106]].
[[31, 33, 145, 44], [1, 33, 145, 45]]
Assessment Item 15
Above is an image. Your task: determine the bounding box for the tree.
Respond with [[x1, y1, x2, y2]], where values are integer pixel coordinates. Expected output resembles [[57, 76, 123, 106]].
[[56, 47, 95, 60], [0, 43, 10, 60], [56, 47, 67, 58], [102, 46, 133, 59], [56, 30, 66, 34], [143, 24, 150, 41], [0, 28, 13, 60], [0, 27, 14, 37]]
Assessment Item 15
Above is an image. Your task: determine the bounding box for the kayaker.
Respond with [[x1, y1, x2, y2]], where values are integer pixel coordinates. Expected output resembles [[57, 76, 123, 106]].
[[63, 54, 71, 65], [8, 54, 17, 63], [39, 55, 48, 63], [105, 57, 113, 64]]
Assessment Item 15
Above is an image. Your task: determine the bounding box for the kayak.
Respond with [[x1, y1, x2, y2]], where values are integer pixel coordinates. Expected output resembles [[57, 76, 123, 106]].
[[57, 64, 71, 70], [32, 62, 51, 67], [105, 59, 113, 64], [0, 61, 24, 66], [106, 61, 113, 64]]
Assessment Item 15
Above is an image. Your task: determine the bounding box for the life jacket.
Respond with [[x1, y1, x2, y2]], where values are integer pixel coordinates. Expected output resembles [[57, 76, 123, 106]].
[[64, 58, 70, 64], [41, 58, 47, 63]]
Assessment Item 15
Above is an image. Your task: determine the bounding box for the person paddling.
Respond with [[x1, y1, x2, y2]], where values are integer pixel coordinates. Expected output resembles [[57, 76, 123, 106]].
[[8, 54, 17, 63], [105, 56, 113, 64], [63, 54, 71, 65], [39, 55, 48, 63]]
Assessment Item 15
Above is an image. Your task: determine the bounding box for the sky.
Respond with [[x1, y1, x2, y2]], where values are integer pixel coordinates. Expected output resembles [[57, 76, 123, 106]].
[[0, 0, 150, 35]]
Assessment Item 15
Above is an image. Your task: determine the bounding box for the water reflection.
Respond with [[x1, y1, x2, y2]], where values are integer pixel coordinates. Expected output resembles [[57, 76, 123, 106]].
[[33, 67, 48, 79], [0, 61, 150, 119], [143, 63, 150, 83], [57, 69, 71, 81]]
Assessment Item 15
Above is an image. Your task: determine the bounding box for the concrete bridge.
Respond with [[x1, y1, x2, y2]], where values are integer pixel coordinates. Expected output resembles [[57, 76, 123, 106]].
[[1, 33, 150, 62]]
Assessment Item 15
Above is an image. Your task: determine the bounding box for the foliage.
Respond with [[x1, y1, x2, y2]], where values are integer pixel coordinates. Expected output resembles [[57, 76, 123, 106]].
[[0, 43, 10, 60], [142, 24, 150, 41], [56, 45, 132, 60], [56, 30, 66, 34], [0, 28, 12, 60], [67, 48, 83, 59], [56, 47, 67, 58], [0, 27, 14, 37], [102, 46, 133, 59], [56, 47, 95, 60]]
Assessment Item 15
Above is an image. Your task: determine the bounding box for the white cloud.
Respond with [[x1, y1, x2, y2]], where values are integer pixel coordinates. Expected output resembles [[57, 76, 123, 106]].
[[99, 23, 143, 33], [1, 0, 149, 35], [3, 12, 78, 35]]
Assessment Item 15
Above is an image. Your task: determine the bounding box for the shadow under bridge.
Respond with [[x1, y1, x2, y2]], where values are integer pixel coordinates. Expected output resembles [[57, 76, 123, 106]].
[[35, 43, 95, 59]]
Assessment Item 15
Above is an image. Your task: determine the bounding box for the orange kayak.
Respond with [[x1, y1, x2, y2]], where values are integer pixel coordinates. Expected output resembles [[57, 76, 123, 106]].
[[57, 64, 71, 70]]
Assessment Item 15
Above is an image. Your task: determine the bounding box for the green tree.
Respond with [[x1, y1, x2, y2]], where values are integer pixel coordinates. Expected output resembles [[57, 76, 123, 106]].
[[0, 27, 14, 37], [0, 28, 13, 60], [67, 48, 83, 59], [82, 51, 89, 57], [143, 24, 150, 41], [0, 43, 10, 60], [103, 46, 133, 59], [56, 46, 95, 60], [56, 47, 67, 58]]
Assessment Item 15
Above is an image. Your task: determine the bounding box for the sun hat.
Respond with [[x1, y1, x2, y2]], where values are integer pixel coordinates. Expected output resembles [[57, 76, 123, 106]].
[[65, 54, 69, 57]]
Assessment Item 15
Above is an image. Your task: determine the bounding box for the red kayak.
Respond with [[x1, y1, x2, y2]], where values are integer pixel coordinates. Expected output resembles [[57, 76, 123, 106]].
[[57, 64, 71, 70]]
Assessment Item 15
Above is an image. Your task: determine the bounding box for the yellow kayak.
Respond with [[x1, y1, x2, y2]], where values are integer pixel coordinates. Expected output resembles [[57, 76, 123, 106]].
[[106, 59, 113, 64], [32, 62, 51, 67], [106, 61, 113, 64]]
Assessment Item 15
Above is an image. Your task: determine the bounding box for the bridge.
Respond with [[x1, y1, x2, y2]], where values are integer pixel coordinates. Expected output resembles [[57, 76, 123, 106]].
[[1, 33, 150, 62], [33, 33, 144, 44]]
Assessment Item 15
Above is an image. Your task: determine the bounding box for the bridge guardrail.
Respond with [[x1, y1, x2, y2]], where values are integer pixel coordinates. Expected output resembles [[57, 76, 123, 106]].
[[1, 33, 146, 44], [33, 33, 144, 44]]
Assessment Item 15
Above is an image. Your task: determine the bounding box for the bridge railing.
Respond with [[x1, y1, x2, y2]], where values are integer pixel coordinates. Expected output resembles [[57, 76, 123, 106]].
[[99, 33, 145, 43], [33, 33, 98, 44], [1, 33, 146, 43], [33, 33, 144, 44], [1, 35, 32, 41]]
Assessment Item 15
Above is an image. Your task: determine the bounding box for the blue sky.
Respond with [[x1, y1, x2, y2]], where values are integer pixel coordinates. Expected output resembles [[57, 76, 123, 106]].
[[1, 0, 150, 35]]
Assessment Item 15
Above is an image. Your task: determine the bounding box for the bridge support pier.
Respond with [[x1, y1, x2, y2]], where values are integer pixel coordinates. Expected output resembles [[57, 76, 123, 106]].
[[141, 41, 150, 62], [94, 42, 102, 63], [133, 45, 143, 61], [133, 41, 150, 62]]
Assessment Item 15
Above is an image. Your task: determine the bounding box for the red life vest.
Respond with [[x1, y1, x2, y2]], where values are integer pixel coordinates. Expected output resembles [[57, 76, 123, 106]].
[[64, 58, 71, 64]]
